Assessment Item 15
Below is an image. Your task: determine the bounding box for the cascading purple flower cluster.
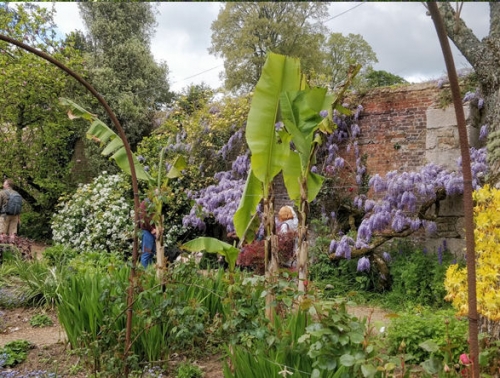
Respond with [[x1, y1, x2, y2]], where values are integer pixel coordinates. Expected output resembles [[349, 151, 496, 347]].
[[331, 146, 488, 272], [318, 105, 365, 180], [183, 132, 249, 232], [218, 129, 244, 159]]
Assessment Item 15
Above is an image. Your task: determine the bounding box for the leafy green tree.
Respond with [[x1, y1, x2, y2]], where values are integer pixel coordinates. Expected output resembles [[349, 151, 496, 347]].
[[77, 2, 173, 147], [0, 3, 88, 239], [435, 3, 500, 183], [136, 87, 251, 247], [321, 33, 378, 89], [363, 69, 407, 88], [209, 2, 329, 93]]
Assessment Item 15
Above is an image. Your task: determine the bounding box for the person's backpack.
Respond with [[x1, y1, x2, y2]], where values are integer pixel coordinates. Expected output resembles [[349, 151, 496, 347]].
[[5, 190, 22, 215]]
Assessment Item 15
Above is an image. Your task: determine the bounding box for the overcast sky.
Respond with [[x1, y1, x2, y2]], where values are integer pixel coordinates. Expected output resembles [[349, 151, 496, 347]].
[[47, 2, 490, 93]]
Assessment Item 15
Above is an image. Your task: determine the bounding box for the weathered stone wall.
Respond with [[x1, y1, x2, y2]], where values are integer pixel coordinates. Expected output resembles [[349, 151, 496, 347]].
[[275, 82, 482, 255]]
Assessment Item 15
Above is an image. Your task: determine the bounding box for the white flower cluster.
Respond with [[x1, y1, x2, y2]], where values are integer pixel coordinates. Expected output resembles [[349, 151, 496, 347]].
[[163, 224, 188, 249], [51, 173, 134, 254]]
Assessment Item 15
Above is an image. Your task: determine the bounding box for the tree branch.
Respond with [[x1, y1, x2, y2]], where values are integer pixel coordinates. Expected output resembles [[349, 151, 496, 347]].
[[330, 187, 447, 260]]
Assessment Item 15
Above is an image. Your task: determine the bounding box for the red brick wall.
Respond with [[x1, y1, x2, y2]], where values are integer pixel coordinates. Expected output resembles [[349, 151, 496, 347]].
[[354, 83, 438, 175]]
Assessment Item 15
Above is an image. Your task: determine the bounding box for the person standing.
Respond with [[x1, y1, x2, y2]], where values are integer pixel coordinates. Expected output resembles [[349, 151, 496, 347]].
[[277, 205, 298, 267], [139, 198, 156, 268], [0, 179, 23, 239]]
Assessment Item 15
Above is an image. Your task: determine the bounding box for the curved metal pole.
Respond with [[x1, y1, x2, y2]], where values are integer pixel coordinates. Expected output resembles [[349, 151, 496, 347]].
[[0, 33, 139, 376], [427, 4, 479, 377]]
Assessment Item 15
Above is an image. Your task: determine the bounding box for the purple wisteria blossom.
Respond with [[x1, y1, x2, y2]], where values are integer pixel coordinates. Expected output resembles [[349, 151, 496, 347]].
[[357, 256, 370, 272], [330, 146, 488, 259], [479, 124, 488, 141], [320, 110, 329, 118], [183, 132, 251, 232]]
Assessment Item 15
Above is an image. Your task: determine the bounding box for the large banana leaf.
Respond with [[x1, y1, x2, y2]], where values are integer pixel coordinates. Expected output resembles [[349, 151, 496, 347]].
[[235, 52, 302, 239], [166, 155, 187, 180], [245, 52, 301, 191], [60, 98, 154, 185], [182, 237, 239, 273], [282, 150, 325, 204], [233, 169, 262, 242]]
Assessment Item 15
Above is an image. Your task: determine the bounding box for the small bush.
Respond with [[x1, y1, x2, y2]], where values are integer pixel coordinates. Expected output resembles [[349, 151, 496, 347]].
[[42, 244, 78, 267], [0, 340, 32, 368], [30, 313, 53, 328], [386, 308, 468, 364], [176, 361, 204, 378], [384, 240, 458, 310]]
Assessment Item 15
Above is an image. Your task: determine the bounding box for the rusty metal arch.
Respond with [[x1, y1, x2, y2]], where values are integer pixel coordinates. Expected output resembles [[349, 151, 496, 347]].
[[428, 3, 479, 377], [0, 33, 140, 376]]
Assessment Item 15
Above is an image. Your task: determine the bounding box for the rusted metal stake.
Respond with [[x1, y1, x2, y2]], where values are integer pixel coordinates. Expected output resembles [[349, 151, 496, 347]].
[[0, 33, 140, 377], [427, 4, 480, 377]]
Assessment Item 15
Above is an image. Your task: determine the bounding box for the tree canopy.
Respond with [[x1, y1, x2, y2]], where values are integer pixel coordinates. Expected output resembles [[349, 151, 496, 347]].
[[436, 3, 500, 183], [77, 2, 173, 147], [0, 3, 88, 238], [209, 2, 329, 93], [322, 32, 378, 89]]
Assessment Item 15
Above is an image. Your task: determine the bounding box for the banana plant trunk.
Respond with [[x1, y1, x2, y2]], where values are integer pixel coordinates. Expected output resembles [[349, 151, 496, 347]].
[[263, 192, 279, 321], [155, 217, 165, 282], [297, 180, 309, 295]]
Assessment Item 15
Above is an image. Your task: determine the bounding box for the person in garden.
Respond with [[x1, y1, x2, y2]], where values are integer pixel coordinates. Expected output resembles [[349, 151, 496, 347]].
[[277, 205, 298, 267], [139, 198, 156, 268], [0, 178, 23, 240], [277, 205, 298, 234]]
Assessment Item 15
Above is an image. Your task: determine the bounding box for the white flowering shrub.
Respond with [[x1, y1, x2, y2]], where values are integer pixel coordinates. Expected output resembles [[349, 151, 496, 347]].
[[52, 173, 134, 254]]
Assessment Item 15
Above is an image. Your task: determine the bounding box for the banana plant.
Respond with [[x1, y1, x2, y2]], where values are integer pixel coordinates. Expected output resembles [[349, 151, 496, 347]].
[[234, 52, 360, 300], [60, 97, 154, 185], [151, 149, 186, 281], [181, 237, 239, 274], [233, 52, 303, 320], [61, 97, 187, 283], [279, 64, 360, 294]]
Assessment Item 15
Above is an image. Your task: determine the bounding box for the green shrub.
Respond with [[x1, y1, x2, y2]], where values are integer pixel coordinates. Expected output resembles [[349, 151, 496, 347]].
[[42, 244, 78, 267], [0, 340, 32, 368], [56, 260, 229, 373], [384, 240, 459, 310], [386, 308, 468, 364], [51, 173, 134, 254], [176, 361, 204, 378], [309, 221, 382, 300], [30, 313, 53, 327], [225, 296, 404, 378]]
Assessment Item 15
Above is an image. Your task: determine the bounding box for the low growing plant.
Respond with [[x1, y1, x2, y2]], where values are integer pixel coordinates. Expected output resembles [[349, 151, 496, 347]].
[[42, 244, 78, 267], [0, 340, 32, 368], [386, 308, 468, 364], [30, 313, 53, 327], [383, 240, 458, 310], [176, 361, 204, 378]]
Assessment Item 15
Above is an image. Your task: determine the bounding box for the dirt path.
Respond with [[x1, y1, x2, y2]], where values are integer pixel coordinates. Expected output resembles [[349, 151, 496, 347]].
[[0, 307, 66, 348]]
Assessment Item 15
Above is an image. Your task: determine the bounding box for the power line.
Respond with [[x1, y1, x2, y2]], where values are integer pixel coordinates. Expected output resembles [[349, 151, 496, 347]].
[[321, 2, 366, 24], [169, 3, 366, 88], [171, 64, 223, 85]]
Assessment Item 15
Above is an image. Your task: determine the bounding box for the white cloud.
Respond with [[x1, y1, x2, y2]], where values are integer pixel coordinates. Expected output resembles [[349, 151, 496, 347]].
[[42, 2, 490, 92]]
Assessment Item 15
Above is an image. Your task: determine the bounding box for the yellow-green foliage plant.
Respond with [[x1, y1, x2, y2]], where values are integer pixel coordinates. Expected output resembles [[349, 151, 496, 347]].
[[444, 184, 500, 322]]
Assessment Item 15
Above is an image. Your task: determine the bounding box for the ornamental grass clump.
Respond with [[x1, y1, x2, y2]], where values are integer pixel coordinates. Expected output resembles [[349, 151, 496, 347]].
[[56, 259, 230, 374], [51, 173, 134, 254]]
